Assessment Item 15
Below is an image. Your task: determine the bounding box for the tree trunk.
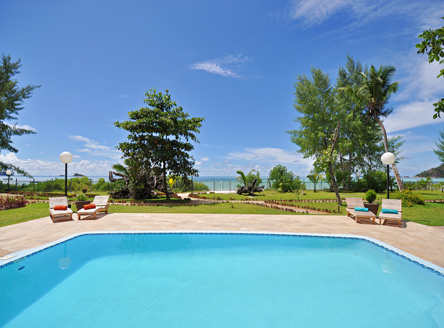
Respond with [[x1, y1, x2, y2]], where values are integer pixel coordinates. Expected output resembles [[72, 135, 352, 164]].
[[163, 159, 169, 200], [328, 162, 342, 205], [329, 121, 342, 205], [375, 117, 404, 191]]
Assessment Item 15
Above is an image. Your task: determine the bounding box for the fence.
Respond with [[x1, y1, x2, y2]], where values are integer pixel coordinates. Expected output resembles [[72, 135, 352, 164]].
[[0, 178, 120, 193], [1, 177, 443, 193], [191, 178, 444, 192], [192, 179, 330, 192]]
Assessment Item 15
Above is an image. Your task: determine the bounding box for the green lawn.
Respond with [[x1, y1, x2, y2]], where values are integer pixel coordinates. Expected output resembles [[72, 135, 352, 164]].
[[402, 203, 444, 226], [190, 190, 381, 201], [191, 189, 444, 201], [108, 203, 307, 215], [0, 203, 48, 228], [1, 192, 443, 228]]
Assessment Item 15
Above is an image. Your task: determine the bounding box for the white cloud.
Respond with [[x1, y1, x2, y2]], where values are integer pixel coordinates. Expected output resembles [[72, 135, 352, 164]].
[[384, 51, 444, 133], [69, 135, 121, 159], [6, 123, 37, 133], [289, 0, 353, 25], [287, 0, 443, 28], [394, 56, 443, 102], [384, 100, 441, 133], [201, 157, 210, 161], [0, 153, 111, 176], [195, 161, 202, 165], [228, 147, 313, 166], [190, 54, 249, 78]]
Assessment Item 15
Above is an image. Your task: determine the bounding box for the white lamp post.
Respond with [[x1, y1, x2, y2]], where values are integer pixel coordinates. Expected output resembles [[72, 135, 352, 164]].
[[6, 170, 12, 192], [356, 172, 361, 184], [60, 152, 73, 197], [381, 152, 396, 199]]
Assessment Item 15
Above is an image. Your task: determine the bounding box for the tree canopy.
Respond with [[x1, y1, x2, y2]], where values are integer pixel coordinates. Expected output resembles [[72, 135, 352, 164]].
[[0, 54, 39, 175], [115, 88, 204, 200], [289, 57, 404, 195], [416, 16, 444, 119], [340, 64, 404, 190], [268, 165, 303, 192]]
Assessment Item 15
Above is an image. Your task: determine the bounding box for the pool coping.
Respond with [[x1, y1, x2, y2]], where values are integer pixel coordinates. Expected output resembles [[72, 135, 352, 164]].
[[1, 231, 443, 277]]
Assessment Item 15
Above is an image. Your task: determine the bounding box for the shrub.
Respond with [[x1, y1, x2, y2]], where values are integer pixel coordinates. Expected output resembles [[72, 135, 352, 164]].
[[365, 190, 377, 203], [76, 193, 88, 201], [362, 171, 396, 193], [268, 164, 303, 192], [0, 196, 28, 210], [391, 190, 424, 207], [193, 182, 209, 191]]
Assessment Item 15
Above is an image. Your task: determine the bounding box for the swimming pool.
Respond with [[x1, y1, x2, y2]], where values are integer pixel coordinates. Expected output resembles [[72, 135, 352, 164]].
[[1, 232, 443, 327]]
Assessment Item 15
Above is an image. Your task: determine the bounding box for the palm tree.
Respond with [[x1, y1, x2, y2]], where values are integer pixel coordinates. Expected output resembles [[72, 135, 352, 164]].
[[111, 158, 145, 198], [433, 128, 444, 162], [306, 170, 325, 192], [341, 65, 404, 190], [236, 170, 255, 187]]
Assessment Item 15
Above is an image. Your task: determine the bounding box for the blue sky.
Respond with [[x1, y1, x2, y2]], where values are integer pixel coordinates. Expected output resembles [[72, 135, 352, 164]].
[[1, 0, 443, 178]]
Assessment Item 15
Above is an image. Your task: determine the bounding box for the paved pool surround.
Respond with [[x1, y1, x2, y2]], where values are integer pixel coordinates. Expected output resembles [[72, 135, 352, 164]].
[[0, 213, 443, 268]]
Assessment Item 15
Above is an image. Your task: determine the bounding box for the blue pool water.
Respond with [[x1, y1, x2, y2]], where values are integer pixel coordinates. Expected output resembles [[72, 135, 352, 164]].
[[0, 233, 443, 328]]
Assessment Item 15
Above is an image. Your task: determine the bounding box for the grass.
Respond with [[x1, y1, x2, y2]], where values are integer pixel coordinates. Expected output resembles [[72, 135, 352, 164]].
[[191, 190, 387, 201], [0, 203, 48, 228], [1, 190, 443, 228], [278, 201, 347, 215], [108, 203, 306, 215], [402, 203, 444, 226], [193, 189, 444, 201]]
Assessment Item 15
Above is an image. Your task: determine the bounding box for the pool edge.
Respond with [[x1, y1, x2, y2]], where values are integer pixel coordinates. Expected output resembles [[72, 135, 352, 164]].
[[1, 231, 443, 276]]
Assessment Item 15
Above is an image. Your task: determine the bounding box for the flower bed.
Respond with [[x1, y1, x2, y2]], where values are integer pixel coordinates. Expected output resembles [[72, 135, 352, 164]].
[[0, 195, 28, 211]]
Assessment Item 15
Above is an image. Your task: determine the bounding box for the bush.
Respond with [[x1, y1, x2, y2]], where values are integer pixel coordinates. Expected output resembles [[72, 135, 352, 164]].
[[268, 165, 303, 192], [361, 171, 396, 193], [0, 196, 28, 210], [365, 190, 377, 203], [76, 193, 88, 201], [391, 190, 425, 207], [193, 182, 208, 191]]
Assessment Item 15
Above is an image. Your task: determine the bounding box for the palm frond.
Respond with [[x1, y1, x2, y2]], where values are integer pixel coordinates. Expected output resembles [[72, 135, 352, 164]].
[[236, 170, 248, 186]]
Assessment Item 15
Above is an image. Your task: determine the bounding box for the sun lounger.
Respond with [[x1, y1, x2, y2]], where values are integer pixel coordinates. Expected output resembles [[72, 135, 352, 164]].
[[77, 196, 110, 220], [379, 199, 402, 227], [49, 197, 73, 222], [345, 198, 377, 224]]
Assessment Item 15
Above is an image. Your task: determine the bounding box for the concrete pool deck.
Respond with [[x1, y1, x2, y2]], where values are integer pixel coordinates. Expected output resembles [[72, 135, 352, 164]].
[[0, 213, 443, 268]]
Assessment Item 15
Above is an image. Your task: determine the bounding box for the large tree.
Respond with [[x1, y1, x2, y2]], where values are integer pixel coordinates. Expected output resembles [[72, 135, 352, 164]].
[[416, 16, 444, 119], [341, 65, 404, 191], [336, 57, 404, 184], [115, 88, 204, 200], [287, 67, 342, 202], [0, 54, 39, 175]]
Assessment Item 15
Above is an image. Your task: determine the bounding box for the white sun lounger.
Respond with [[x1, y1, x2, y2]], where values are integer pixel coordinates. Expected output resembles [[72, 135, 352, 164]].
[[77, 195, 110, 220], [345, 198, 377, 224], [379, 199, 403, 227], [49, 197, 73, 222]]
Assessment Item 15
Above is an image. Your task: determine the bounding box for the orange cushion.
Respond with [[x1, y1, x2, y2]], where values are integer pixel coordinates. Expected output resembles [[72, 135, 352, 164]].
[[54, 205, 67, 210], [83, 204, 96, 210]]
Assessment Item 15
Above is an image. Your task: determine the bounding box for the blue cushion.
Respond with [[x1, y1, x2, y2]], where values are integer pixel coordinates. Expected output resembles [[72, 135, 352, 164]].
[[354, 207, 368, 212], [381, 208, 398, 214]]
